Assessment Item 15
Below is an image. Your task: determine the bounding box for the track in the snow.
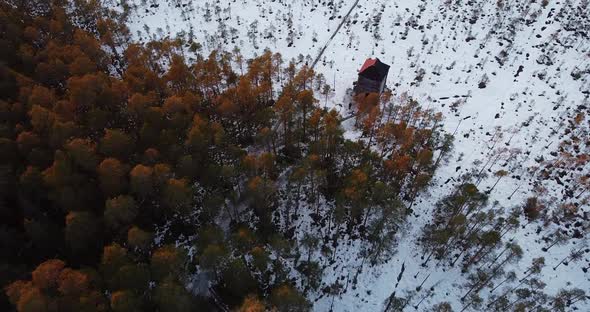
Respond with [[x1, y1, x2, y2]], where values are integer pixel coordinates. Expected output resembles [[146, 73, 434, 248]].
[[311, 0, 361, 69]]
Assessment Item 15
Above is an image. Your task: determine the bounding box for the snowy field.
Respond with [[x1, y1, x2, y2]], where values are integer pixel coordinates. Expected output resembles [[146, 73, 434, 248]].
[[110, 0, 590, 310]]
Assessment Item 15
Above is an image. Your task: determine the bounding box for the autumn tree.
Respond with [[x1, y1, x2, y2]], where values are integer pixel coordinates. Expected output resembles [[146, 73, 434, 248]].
[[104, 195, 138, 231], [354, 92, 380, 126], [150, 245, 187, 282], [5, 259, 107, 312], [129, 164, 154, 197], [270, 284, 311, 312], [153, 279, 193, 312], [65, 138, 98, 171], [65, 211, 101, 256], [162, 178, 193, 215], [237, 295, 266, 312], [221, 259, 258, 304], [101, 243, 129, 281], [110, 290, 141, 312], [98, 158, 128, 196], [127, 226, 153, 251]]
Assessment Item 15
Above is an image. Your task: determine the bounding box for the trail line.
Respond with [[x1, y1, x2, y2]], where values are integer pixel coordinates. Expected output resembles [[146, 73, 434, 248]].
[[311, 0, 361, 69]]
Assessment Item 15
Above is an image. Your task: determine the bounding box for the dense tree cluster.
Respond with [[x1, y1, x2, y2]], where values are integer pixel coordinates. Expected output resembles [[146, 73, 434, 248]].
[[0, 1, 454, 311]]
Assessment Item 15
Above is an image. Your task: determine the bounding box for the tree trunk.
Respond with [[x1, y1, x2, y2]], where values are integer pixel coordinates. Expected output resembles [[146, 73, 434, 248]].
[[450, 247, 466, 267], [552, 245, 584, 270], [464, 244, 490, 268], [489, 273, 512, 294], [488, 175, 504, 193], [463, 255, 512, 301], [480, 244, 509, 270]]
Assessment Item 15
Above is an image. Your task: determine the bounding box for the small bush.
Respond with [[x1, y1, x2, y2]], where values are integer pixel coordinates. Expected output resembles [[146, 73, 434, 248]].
[[523, 197, 542, 220]]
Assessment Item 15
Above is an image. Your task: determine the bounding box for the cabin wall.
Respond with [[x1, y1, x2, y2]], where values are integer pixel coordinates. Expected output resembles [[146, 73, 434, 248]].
[[355, 75, 382, 94]]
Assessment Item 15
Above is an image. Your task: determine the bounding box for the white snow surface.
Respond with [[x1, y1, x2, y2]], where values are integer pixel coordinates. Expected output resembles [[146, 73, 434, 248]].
[[110, 0, 590, 310]]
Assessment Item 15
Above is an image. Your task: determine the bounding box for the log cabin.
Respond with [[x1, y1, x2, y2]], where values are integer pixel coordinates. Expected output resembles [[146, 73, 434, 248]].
[[353, 58, 390, 95]]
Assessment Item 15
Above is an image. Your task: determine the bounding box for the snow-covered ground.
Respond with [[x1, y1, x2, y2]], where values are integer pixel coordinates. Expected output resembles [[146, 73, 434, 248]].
[[110, 0, 590, 310]]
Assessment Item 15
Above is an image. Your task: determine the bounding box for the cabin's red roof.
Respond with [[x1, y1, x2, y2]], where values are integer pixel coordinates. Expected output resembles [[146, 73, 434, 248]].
[[359, 58, 377, 73]]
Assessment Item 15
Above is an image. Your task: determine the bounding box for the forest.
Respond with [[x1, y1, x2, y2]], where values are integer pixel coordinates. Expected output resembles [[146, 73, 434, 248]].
[[0, 1, 451, 311], [1, 1, 588, 312]]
